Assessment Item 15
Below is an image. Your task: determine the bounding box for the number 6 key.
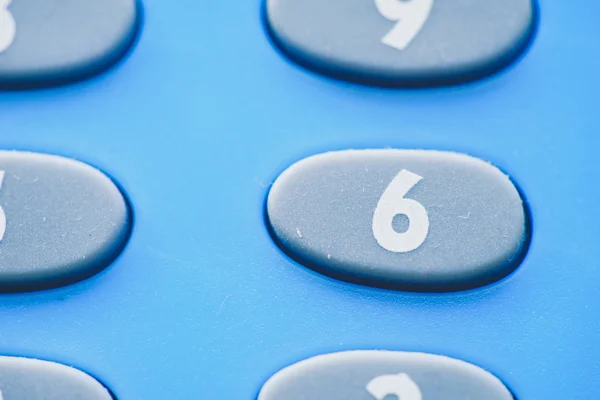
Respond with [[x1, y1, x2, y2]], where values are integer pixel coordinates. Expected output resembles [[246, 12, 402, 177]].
[[266, 149, 529, 292]]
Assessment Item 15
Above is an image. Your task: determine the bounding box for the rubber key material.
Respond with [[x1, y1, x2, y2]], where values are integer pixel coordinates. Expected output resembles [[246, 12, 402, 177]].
[[266, 0, 536, 86], [0, 151, 131, 292], [0, 356, 114, 400], [267, 149, 529, 292]]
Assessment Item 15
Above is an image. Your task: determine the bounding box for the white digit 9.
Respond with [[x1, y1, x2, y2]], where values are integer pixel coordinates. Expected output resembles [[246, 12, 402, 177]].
[[372, 169, 429, 253], [374, 0, 434, 51]]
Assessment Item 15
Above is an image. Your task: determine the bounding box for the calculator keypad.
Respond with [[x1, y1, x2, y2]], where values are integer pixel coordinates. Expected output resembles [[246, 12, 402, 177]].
[[0, 0, 590, 398]]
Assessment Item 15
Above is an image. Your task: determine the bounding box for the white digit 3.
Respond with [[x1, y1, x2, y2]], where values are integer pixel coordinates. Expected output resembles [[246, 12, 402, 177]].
[[0, 0, 16, 54], [372, 169, 429, 253], [374, 0, 434, 51]]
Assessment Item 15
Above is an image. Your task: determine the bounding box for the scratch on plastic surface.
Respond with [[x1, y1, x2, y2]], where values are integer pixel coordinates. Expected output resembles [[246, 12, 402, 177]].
[[296, 228, 303, 238], [458, 212, 471, 219], [255, 177, 274, 188], [145, 246, 194, 269], [217, 294, 232, 315]]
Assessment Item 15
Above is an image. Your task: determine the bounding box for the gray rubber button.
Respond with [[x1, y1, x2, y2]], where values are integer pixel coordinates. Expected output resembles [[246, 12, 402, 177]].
[[266, 0, 536, 86], [267, 150, 528, 292], [0, 0, 139, 88], [259, 351, 514, 400], [0, 356, 113, 400], [0, 151, 130, 292]]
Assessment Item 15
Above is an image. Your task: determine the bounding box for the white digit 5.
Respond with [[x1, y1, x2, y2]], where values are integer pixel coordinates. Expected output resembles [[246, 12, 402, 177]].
[[374, 0, 434, 51], [0, 170, 5, 242], [0, 0, 16, 54], [372, 169, 429, 253]]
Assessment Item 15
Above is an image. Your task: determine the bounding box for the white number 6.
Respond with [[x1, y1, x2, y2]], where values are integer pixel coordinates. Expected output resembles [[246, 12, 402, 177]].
[[372, 169, 429, 253]]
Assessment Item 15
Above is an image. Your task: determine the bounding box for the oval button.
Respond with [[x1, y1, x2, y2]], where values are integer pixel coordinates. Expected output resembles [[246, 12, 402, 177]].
[[0, 356, 113, 399], [0, 151, 131, 291], [267, 150, 528, 291], [0, 0, 139, 88], [266, 0, 536, 86], [259, 351, 514, 400]]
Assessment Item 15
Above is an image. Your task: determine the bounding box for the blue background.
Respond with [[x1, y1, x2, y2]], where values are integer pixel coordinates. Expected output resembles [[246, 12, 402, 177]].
[[0, 0, 598, 398]]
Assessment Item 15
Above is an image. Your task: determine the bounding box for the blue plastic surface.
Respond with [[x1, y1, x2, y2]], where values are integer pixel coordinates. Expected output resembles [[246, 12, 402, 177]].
[[0, 0, 598, 399]]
